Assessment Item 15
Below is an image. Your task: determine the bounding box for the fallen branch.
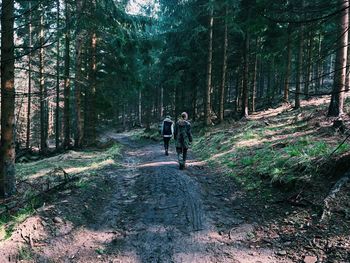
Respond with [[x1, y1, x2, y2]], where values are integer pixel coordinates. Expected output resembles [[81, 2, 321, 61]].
[[1, 168, 77, 218]]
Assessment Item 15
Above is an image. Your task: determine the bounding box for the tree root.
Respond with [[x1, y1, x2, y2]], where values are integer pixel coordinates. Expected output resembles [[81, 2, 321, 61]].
[[320, 173, 350, 222]]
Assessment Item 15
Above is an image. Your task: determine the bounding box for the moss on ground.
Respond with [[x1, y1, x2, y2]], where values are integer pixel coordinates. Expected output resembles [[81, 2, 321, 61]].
[[193, 100, 350, 191], [0, 143, 122, 239]]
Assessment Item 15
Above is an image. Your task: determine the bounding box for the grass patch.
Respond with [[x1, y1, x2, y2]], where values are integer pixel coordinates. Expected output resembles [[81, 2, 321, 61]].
[[193, 100, 350, 190], [16, 144, 122, 180], [17, 246, 34, 261], [131, 127, 162, 142], [0, 205, 36, 240], [1, 143, 122, 240]]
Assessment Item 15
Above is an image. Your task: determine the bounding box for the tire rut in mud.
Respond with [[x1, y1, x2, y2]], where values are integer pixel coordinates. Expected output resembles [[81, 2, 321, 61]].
[[111, 143, 206, 262]]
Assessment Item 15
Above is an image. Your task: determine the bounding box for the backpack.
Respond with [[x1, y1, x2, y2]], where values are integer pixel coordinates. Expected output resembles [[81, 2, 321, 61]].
[[163, 121, 172, 136]]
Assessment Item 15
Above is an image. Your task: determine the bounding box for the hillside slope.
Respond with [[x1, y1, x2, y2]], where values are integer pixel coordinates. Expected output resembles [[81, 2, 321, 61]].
[[192, 96, 350, 262]]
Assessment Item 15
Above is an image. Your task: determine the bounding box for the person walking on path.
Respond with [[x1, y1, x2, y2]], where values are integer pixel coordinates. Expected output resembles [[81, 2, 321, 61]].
[[161, 115, 174, 156], [174, 112, 193, 170]]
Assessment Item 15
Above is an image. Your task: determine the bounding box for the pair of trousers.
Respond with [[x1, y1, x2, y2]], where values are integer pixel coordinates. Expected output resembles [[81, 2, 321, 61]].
[[163, 137, 171, 150], [176, 147, 188, 165]]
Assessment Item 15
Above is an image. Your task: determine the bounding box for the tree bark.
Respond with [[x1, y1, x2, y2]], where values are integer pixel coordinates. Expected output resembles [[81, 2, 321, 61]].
[[284, 24, 292, 103], [0, 0, 16, 197], [219, 5, 228, 122], [241, 31, 250, 118], [205, 0, 214, 125], [328, 0, 349, 117], [251, 38, 258, 112], [138, 89, 142, 126], [316, 33, 322, 93], [294, 25, 304, 110], [305, 32, 313, 100], [55, 0, 60, 149], [74, 0, 83, 148], [345, 13, 350, 92], [26, 2, 33, 150], [83, 0, 97, 145], [39, 6, 48, 153], [63, 0, 71, 149]]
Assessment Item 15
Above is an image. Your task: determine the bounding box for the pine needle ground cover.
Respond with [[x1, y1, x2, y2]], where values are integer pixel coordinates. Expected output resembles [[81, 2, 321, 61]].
[[193, 97, 350, 191]]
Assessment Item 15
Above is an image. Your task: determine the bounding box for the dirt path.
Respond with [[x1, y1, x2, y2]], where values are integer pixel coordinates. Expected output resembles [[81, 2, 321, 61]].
[[1, 133, 291, 263]]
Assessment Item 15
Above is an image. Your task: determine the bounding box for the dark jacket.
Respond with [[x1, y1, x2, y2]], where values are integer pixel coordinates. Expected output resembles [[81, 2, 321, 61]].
[[174, 119, 193, 148], [161, 118, 174, 138]]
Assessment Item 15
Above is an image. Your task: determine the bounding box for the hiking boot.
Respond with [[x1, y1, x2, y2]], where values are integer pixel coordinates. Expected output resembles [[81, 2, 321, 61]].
[[165, 149, 169, 156], [179, 163, 184, 170]]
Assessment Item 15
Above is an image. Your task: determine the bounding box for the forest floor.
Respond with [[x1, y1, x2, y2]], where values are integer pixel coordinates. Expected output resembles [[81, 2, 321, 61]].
[[0, 131, 292, 263], [1, 96, 350, 263]]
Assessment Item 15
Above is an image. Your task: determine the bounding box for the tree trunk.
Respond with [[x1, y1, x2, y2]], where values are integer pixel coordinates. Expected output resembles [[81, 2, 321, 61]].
[[251, 38, 258, 112], [63, 0, 71, 149], [39, 6, 48, 153], [345, 18, 350, 92], [74, 0, 83, 148], [284, 24, 292, 103], [159, 85, 164, 118], [55, 0, 60, 149], [83, 0, 97, 145], [138, 89, 142, 126], [305, 32, 313, 100], [267, 58, 273, 107], [328, 0, 349, 116], [241, 31, 250, 118], [219, 5, 228, 122], [294, 25, 304, 110], [258, 60, 264, 98], [26, 2, 33, 150], [205, 1, 214, 125], [316, 33, 322, 93], [0, 0, 16, 197]]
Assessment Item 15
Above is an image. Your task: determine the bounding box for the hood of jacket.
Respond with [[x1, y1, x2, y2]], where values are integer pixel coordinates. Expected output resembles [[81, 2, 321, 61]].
[[177, 119, 188, 126]]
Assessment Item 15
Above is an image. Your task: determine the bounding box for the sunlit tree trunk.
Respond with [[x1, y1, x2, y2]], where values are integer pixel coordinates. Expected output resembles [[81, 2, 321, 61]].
[[0, 0, 16, 197], [205, 0, 214, 125], [328, 0, 349, 116]]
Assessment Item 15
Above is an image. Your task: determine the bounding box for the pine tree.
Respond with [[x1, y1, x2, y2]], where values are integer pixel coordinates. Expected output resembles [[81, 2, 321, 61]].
[[0, 0, 16, 197]]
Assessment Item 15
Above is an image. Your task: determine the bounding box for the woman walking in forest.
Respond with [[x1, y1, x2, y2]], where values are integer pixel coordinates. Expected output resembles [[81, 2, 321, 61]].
[[174, 112, 193, 170], [160, 115, 174, 155]]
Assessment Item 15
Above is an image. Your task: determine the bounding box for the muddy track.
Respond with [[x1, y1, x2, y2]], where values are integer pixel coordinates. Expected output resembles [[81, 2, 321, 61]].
[[1, 133, 291, 263]]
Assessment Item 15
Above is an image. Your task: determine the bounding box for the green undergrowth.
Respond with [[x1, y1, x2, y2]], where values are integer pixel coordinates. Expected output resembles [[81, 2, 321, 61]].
[[0, 143, 122, 240], [193, 103, 350, 192], [16, 144, 122, 179], [131, 127, 162, 142]]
